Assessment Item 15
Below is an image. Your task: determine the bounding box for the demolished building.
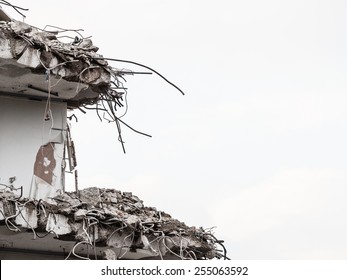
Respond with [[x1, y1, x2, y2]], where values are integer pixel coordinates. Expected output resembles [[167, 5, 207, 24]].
[[0, 4, 227, 260], [0, 187, 225, 260]]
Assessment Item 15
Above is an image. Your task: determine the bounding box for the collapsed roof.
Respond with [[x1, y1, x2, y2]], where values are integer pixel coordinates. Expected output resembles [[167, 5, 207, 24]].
[[0, 19, 125, 109], [0, 186, 227, 260]]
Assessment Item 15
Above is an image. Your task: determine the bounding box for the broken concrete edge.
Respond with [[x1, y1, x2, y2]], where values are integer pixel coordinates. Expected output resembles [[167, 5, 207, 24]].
[[0, 19, 125, 109], [0, 186, 227, 260]]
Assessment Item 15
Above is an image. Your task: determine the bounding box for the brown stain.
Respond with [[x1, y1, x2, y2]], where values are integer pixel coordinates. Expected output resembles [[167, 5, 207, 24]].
[[33, 142, 56, 185]]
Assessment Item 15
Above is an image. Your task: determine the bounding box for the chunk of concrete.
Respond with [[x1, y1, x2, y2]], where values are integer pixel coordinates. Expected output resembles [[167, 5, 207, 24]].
[[17, 48, 41, 68], [46, 213, 72, 235]]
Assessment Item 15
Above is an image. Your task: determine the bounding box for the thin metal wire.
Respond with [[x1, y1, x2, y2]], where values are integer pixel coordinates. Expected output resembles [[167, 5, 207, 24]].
[[0, 1, 28, 18], [43, 25, 86, 40], [95, 57, 185, 95]]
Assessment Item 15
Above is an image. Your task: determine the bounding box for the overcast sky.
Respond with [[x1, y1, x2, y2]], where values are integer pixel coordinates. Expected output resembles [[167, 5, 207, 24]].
[[5, 0, 347, 259]]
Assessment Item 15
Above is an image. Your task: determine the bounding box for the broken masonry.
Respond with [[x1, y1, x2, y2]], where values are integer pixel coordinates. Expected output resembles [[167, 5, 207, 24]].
[[0, 4, 227, 260]]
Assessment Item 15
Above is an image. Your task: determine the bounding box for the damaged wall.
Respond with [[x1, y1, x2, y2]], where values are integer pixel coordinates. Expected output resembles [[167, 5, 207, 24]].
[[0, 95, 67, 200]]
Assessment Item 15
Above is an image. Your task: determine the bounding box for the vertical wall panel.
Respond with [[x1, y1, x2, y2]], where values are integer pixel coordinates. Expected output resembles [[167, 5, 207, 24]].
[[0, 96, 67, 199]]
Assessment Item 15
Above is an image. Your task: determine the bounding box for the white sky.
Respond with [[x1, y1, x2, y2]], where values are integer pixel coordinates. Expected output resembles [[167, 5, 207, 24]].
[[5, 0, 347, 259]]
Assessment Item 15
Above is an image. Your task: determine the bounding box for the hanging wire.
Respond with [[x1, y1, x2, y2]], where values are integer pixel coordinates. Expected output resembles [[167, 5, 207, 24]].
[[4, 17, 183, 153]]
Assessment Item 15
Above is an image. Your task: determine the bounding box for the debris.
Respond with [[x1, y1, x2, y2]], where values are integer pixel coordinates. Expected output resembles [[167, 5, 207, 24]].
[[0, 187, 227, 260], [0, 20, 115, 106], [46, 213, 72, 235], [0, 4, 226, 260], [102, 248, 117, 260]]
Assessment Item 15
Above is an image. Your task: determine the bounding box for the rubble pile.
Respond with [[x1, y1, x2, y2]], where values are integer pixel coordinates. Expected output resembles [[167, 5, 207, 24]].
[[0, 187, 226, 260], [0, 20, 125, 108]]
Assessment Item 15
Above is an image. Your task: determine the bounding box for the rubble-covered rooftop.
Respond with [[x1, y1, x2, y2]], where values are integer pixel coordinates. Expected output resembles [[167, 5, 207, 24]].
[[0, 20, 125, 109], [0, 186, 227, 260]]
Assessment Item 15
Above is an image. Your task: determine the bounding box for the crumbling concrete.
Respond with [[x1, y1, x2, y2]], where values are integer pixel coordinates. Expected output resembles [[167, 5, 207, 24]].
[[0, 187, 226, 260], [0, 20, 124, 108]]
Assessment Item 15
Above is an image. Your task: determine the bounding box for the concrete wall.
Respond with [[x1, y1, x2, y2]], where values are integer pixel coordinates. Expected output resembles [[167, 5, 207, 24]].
[[0, 95, 67, 199]]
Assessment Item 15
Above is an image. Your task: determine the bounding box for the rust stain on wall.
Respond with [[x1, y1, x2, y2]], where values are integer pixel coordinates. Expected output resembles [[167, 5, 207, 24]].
[[33, 143, 56, 185]]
